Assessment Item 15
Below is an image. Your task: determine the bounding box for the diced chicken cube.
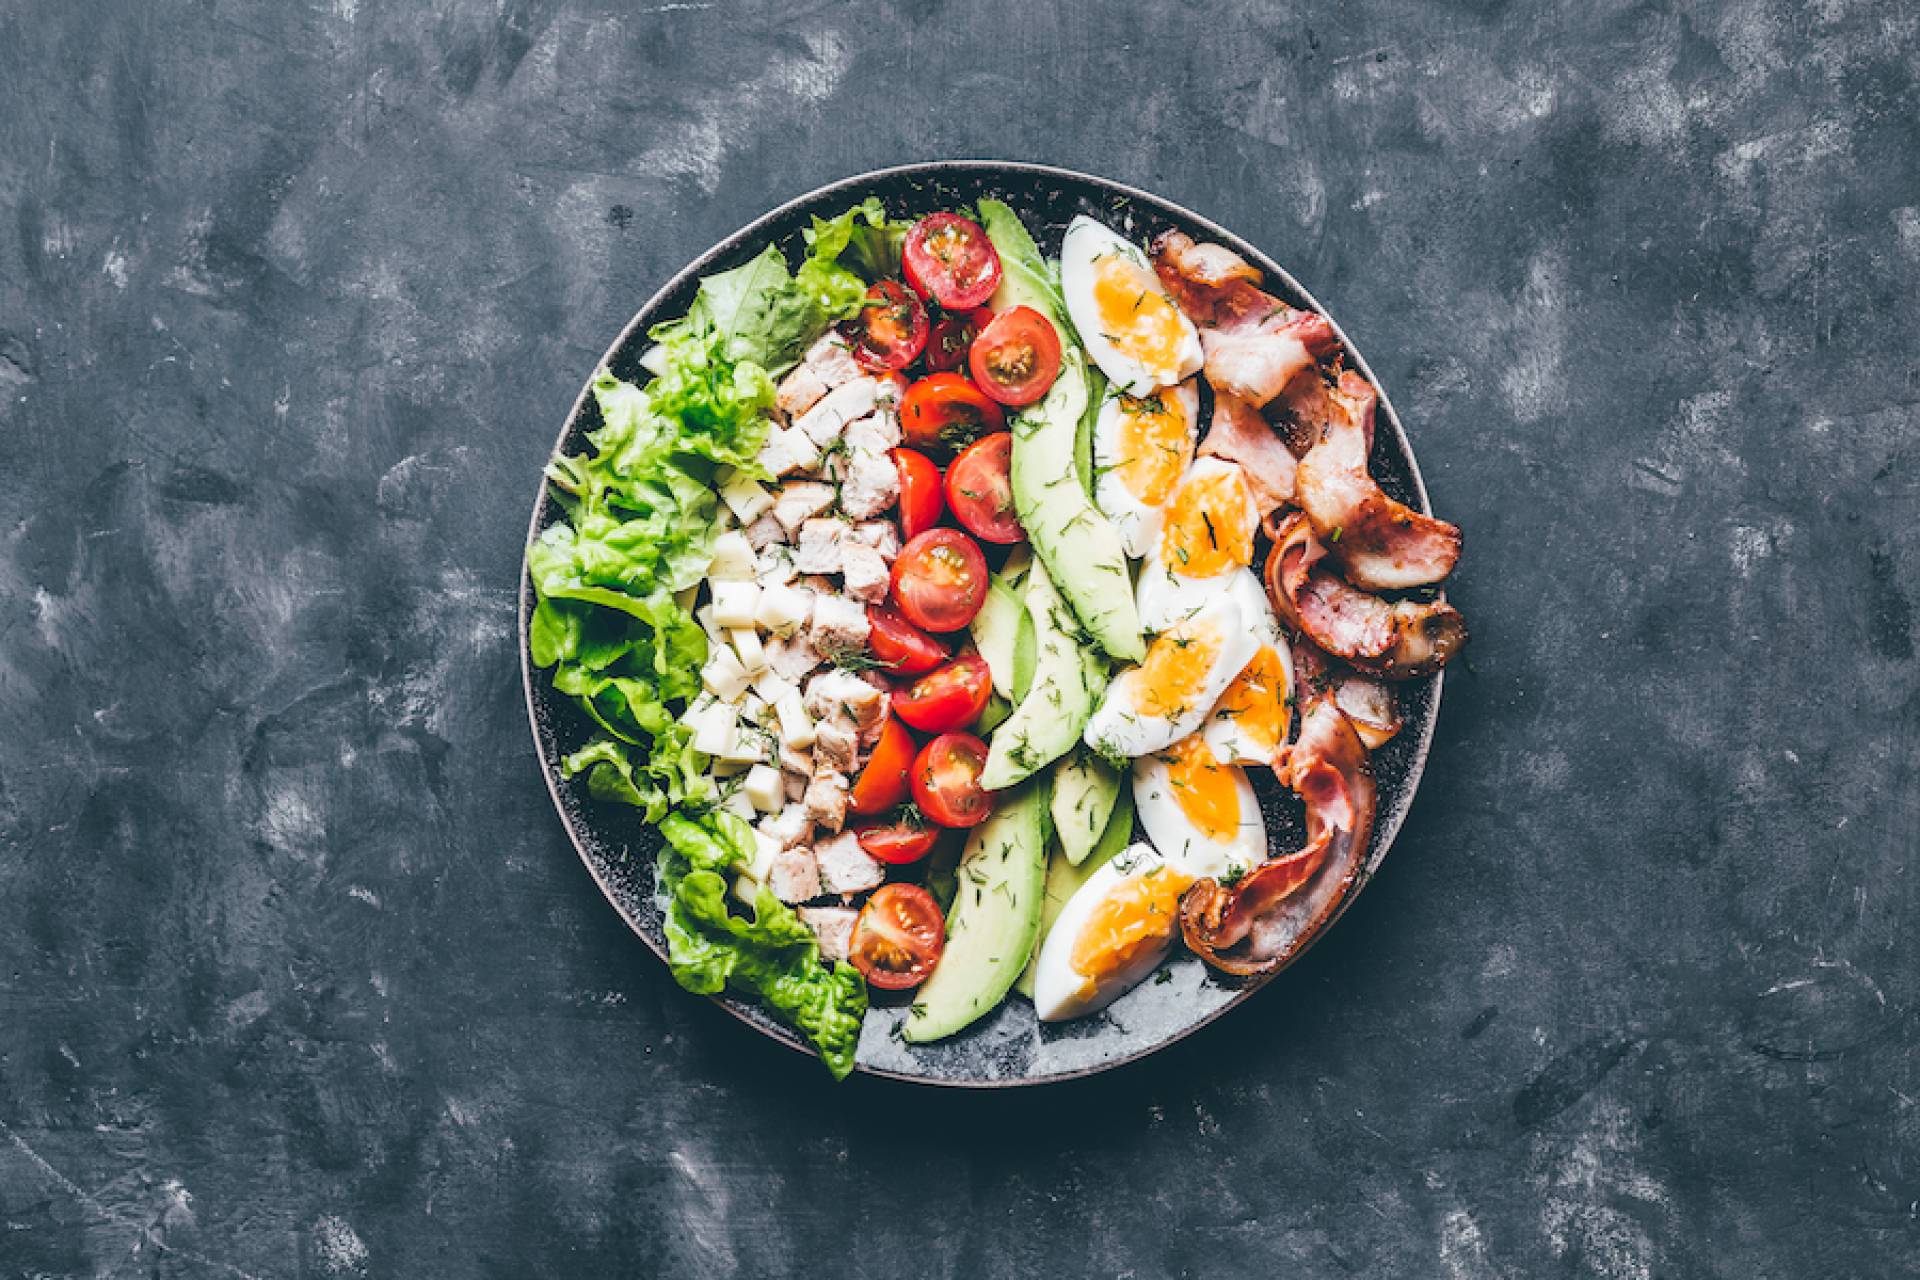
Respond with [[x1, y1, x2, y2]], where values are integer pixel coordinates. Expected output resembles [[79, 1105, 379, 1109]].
[[766, 846, 821, 904], [772, 481, 836, 535], [794, 378, 880, 447], [766, 632, 823, 682], [812, 718, 858, 773], [839, 450, 901, 520], [754, 545, 798, 586], [808, 596, 871, 657], [804, 669, 887, 736], [798, 906, 859, 964], [777, 740, 813, 777], [844, 412, 902, 454], [814, 441, 851, 485], [814, 830, 886, 896], [776, 362, 830, 419], [757, 805, 812, 850], [850, 521, 901, 561], [783, 770, 808, 803], [744, 512, 788, 550], [757, 426, 823, 479], [839, 541, 891, 604], [804, 771, 849, 833], [804, 332, 863, 388], [794, 518, 848, 575]]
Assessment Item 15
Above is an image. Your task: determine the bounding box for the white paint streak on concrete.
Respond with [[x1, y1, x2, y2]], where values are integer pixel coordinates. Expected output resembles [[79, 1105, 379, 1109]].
[[312, 1214, 369, 1274], [1498, 247, 1569, 423]]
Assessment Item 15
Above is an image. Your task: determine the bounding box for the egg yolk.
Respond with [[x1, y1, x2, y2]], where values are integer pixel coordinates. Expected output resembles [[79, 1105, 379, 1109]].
[[1113, 390, 1194, 505], [1159, 735, 1242, 843], [1160, 466, 1255, 578], [1071, 866, 1193, 990], [1129, 620, 1224, 720], [1213, 646, 1291, 757], [1093, 256, 1188, 378]]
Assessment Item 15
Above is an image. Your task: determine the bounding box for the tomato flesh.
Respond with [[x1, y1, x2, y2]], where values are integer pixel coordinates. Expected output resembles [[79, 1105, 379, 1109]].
[[892, 653, 993, 734], [970, 306, 1062, 407], [855, 819, 940, 865], [900, 373, 1006, 455], [890, 447, 945, 541], [902, 214, 1002, 310], [866, 603, 949, 676], [849, 717, 917, 816], [944, 432, 1024, 545], [925, 307, 992, 373], [910, 732, 994, 828], [846, 279, 929, 371], [891, 528, 989, 633], [849, 884, 946, 990]]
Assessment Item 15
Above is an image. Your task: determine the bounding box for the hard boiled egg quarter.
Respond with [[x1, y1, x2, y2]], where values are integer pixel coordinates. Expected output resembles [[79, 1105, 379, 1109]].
[[1083, 593, 1260, 759], [1032, 843, 1192, 1022], [1061, 216, 1205, 397], [1134, 458, 1263, 632], [1198, 570, 1294, 766], [1133, 734, 1267, 881], [1091, 381, 1200, 559]]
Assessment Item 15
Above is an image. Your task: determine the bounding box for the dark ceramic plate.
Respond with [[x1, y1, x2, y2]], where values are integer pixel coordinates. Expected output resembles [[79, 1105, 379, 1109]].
[[519, 162, 1443, 1086]]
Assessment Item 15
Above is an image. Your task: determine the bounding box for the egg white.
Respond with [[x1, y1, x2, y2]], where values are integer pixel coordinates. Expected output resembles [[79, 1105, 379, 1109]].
[[1132, 745, 1267, 881], [1091, 381, 1200, 560], [1032, 843, 1180, 1022], [1060, 216, 1204, 397], [1083, 594, 1260, 759]]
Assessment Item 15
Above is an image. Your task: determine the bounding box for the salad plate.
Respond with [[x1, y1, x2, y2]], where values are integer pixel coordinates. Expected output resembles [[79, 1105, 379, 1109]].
[[519, 161, 1454, 1086]]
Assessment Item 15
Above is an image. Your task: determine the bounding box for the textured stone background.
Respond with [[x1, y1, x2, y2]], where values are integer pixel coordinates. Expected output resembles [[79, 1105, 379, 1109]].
[[3, 1, 1917, 1276]]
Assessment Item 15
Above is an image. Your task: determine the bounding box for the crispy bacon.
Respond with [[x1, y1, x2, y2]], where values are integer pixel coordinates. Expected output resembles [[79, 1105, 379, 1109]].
[[1291, 639, 1404, 750], [1266, 512, 1467, 679], [1151, 230, 1338, 408], [1292, 369, 1462, 590], [1180, 698, 1376, 976], [1200, 390, 1297, 512]]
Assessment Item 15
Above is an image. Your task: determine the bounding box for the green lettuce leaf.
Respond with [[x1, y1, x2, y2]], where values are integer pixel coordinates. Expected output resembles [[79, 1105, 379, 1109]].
[[804, 196, 908, 282]]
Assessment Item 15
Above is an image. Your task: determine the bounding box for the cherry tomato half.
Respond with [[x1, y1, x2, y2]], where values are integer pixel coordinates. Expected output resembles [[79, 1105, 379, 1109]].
[[855, 817, 940, 865], [892, 653, 993, 734], [849, 717, 917, 816], [848, 883, 947, 990], [969, 306, 1062, 407], [891, 528, 989, 633], [943, 432, 1024, 545], [910, 732, 994, 828], [866, 602, 949, 676], [900, 372, 1006, 455], [925, 307, 992, 373], [846, 279, 929, 371], [890, 447, 944, 541], [902, 214, 1002, 310]]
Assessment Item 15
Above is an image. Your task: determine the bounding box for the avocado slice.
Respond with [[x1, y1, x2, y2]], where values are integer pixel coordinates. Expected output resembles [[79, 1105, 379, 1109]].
[[970, 566, 1038, 703], [979, 199, 1070, 332], [1050, 747, 1122, 866], [1009, 350, 1145, 664], [979, 558, 1104, 791], [1015, 786, 1135, 998], [904, 780, 1049, 1043]]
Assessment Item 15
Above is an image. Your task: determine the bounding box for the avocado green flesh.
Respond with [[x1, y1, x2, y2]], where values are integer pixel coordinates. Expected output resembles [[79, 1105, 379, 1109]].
[[979, 558, 1103, 791], [1050, 747, 1122, 866], [1009, 351, 1145, 664], [978, 199, 1070, 334], [1075, 364, 1107, 502], [1015, 786, 1136, 998], [904, 781, 1049, 1043]]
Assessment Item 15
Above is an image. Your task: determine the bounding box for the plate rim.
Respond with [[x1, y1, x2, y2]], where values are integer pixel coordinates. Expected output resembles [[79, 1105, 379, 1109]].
[[517, 160, 1444, 1087]]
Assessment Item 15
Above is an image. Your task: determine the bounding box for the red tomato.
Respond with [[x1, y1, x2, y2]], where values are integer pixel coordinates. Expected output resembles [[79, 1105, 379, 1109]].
[[891, 528, 988, 633], [848, 884, 946, 990], [900, 373, 1006, 455], [925, 307, 992, 373], [855, 818, 940, 865], [910, 732, 994, 827], [892, 653, 993, 734], [849, 718, 917, 816], [902, 214, 1002, 310], [969, 306, 1062, 407], [890, 447, 944, 540], [943, 432, 1024, 544], [846, 279, 928, 371], [866, 603, 949, 676]]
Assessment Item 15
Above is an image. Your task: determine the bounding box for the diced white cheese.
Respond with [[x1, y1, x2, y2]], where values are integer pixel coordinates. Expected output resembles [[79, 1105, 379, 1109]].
[[730, 628, 767, 676], [746, 828, 781, 879], [710, 581, 760, 629], [731, 872, 760, 909], [719, 471, 774, 524], [710, 758, 750, 778], [720, 788, 757, 822], [718, 723, 773, 765], [695, 603, 723, 646], [754, 581, 813, 635], [707, 530, 757, 581], [744, 763, 784, 813], [691, 700, 738, 756], [701, 646, 752, 703], [740, 692, 769, 725], [753, 671, 796, 706], [774, 690, 815, 748]]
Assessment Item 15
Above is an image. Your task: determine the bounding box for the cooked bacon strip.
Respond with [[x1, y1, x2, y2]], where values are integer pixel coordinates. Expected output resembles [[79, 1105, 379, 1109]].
[[1266, 512, 1467, 679], [1180, 697, 1376, 976], [1292, 369, 1462, 590], [1291, 639, 1404, 750], [1200, 390, 1296, 512], [1151, 231, 1338, 408]]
